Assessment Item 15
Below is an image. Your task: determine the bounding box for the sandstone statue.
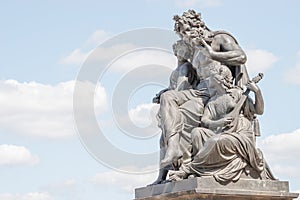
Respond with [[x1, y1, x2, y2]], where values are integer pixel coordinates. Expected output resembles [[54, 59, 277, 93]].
[[151, 9, 275, 185]]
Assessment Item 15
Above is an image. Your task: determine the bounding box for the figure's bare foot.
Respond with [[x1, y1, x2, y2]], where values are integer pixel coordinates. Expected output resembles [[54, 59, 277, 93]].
[[169, 170, 188, 181], [147, 179, 163, 186], [148, 167, 170, 186]]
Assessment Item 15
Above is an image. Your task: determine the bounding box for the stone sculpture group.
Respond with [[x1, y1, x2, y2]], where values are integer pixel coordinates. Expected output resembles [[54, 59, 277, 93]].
[[151, 9, 276, 185]]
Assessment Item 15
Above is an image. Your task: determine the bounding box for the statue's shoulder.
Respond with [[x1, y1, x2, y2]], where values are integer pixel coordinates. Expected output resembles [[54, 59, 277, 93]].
[[212, 30, 239, 44]]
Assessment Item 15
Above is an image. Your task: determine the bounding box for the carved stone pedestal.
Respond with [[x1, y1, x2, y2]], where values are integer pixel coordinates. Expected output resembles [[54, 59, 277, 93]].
[[135, 177, 299, 200]]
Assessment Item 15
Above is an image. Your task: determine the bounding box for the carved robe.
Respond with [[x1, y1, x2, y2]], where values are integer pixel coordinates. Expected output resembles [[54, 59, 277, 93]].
[[189, 88, 275, 183]]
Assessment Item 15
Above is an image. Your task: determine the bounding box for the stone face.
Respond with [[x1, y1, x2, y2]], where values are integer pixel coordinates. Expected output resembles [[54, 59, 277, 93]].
[[135, 177, 299, 200]]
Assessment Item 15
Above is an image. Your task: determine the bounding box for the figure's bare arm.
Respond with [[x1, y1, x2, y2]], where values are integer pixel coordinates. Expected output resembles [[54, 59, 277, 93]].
[[201, 34, 247, 66], [246, 82, 264, 115]]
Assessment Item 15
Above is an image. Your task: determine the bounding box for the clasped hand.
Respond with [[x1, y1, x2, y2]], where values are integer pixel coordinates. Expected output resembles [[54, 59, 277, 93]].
[[246, 81, 259, 93], [222, 116, 234, 128]]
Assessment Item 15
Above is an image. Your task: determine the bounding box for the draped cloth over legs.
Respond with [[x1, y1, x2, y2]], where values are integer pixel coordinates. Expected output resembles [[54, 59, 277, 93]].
[[158, 88, 210, 164]]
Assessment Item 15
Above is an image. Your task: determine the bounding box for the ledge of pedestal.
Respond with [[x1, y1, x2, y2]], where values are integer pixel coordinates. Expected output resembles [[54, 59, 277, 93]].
[[135, 177, 299, 200]]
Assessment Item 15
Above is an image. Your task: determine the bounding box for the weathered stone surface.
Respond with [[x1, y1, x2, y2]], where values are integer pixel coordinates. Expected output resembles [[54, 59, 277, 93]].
[[135, 177, 299, 200]]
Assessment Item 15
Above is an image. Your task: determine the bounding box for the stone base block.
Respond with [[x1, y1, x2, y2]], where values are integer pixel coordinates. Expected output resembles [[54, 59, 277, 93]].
[[135, 177, 299, 200]]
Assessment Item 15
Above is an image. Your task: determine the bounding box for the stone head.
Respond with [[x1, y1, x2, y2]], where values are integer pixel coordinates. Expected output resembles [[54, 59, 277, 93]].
[[209, 64, 233, 90], [172, 40, 193, 62]]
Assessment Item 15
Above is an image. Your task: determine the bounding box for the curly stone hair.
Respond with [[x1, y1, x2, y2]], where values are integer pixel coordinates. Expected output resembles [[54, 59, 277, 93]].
[[212, 64, 234, 90], [173, 9, 210, 41]]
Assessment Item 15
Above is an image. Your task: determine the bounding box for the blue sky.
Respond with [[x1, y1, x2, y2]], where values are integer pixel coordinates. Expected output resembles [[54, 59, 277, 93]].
[[1, 0, 300, 199]]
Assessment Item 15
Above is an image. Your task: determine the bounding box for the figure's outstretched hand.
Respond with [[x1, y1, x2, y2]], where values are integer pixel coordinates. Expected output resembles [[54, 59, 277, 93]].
[[152, 95, 160, 104], [152, 88, 168, 104]]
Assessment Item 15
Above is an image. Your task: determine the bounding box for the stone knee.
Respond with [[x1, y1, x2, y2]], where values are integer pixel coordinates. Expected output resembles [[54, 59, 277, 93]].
[[160, 90, 178, 105], [191, 128, 203, 143], [191, 128, 204, 157]]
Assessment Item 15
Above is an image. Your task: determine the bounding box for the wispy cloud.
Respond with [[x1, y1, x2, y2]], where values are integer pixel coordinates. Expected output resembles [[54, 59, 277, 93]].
[[60, 29, 132, 66], [0, 144, 39, 166], [59, 29, 112, 66], [83, 30, 111, 48], [284, 51, 300, 85], [59, 48, 91, 65], [60, 42, 138, 66]]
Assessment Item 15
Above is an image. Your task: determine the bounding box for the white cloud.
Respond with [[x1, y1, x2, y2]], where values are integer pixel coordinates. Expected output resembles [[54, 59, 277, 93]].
[[258, 128, 300, 161], [59, 29, 176, 75], [59, 30, 137, 66], [109, 48, 176, 73], [129, 103, 159, 128], [90, 166, 157, 193], [59, 29, 111, 66], [60, 43, 138, 66], [59, 30, 141, 66], [0, 192, 51, 200], [0, 144, 39, 166], [84, 30, 111, 47], [59, 48, 91, 65], [284, 51, 300, 85], [175, 0, 221, 7], [246, 49, 278, 74], [257, 128, 300, 178], [0, 80, 107, 139], [88, 43, 139, 64]]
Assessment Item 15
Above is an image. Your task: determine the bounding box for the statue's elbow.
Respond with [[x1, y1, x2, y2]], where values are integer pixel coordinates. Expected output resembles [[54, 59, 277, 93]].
[[239, 54, 247, 64], [256, 107, 264, 115]]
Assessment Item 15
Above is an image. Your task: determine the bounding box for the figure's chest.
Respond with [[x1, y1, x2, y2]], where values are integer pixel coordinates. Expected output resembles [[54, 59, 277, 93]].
[[192, 48, 212, 67]]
